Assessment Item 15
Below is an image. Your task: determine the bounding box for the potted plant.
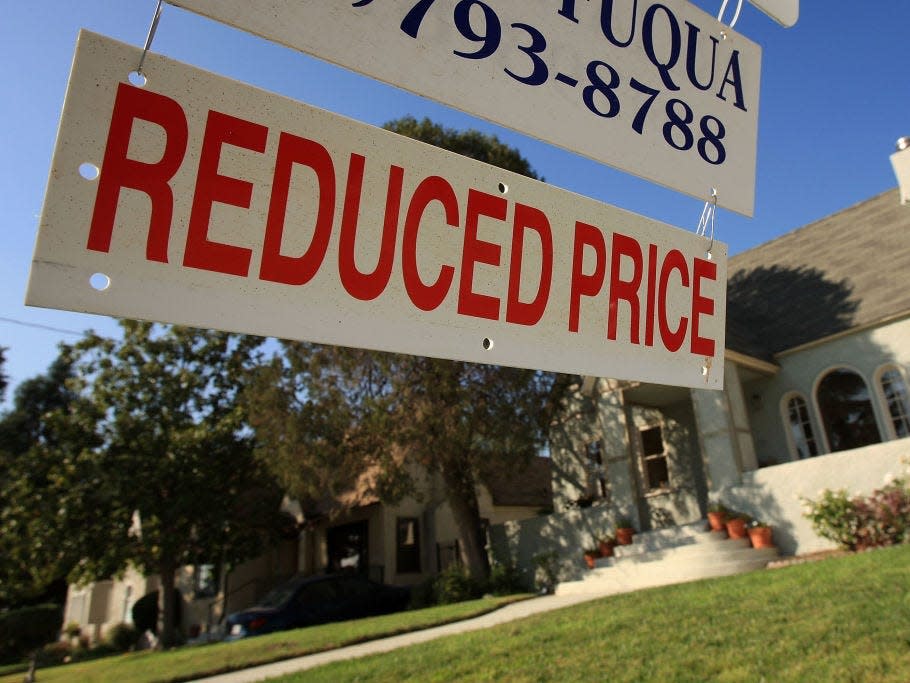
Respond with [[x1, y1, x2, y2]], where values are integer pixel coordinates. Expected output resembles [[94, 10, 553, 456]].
[[598, 535, 616, 557], [747, 520, 774, 548], [725, 512, 751, 540], [615, 518, 635, 545], [707, 502, 729, 532], [583, 547, 600, 569]]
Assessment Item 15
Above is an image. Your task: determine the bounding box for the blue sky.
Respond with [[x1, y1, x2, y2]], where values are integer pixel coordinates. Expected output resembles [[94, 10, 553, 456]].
[[1, 1, 908, 400]]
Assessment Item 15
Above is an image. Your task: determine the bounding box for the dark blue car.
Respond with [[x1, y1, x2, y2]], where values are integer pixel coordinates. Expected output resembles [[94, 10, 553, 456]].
[[226, 573, 410, 639]]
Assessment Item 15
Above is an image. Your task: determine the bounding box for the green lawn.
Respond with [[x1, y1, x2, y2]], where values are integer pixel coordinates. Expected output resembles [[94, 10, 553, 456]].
[[0, 595, 530, 683], [276, 545, 910, 683]]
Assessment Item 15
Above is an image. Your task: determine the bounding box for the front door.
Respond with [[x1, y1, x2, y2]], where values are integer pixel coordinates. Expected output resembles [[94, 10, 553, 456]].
[[326, 521, 369, 575]]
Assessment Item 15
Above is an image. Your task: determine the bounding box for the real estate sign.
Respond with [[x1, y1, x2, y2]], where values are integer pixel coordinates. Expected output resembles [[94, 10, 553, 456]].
[[26, 31, 727, 389], [165, 0, 761, 216]]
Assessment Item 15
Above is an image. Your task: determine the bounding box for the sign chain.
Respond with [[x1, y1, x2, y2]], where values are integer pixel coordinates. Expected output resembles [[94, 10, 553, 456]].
[[137, 0, 164, 77], [695, 188, 717, 259]]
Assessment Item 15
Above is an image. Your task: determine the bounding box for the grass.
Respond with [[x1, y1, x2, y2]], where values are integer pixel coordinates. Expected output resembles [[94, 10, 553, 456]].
[[0, 594, 530, 683], [273, 545, 910, 683]]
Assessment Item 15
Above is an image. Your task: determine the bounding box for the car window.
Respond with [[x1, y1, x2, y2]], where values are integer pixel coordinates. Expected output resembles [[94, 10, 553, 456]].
[[259, 581, 303, 607], [338, 577, 373, 598], [296, 580, 338, 605]]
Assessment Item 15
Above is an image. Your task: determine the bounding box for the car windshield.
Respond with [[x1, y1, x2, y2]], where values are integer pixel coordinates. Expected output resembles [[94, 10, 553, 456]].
[[258, 580, 304, 608]]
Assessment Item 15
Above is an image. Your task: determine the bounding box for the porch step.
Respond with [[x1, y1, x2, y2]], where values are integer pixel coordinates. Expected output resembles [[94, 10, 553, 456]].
[[555, 521, 778, 597]]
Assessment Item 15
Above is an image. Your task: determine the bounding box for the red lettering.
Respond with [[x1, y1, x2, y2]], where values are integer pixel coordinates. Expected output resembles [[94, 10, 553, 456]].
[[658, 249, 689, 352], [506, 204, 553, 326], [568, 222, 606, 333], [402, 176, 459, 311], [691, 257, 717, 355], [458, 190, 506, 320], [608, 232, 643, 344], [88, 83, 188, 262], [259, 133, 335, 285], [338, 157, 403, 300], [644, 243, 658, 347], [184, 110, 267, 276]]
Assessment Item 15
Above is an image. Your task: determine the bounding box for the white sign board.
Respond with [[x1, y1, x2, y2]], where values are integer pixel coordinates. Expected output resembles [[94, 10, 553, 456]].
[[27, 31, 727, 389], [165, 0, 761, 216], [749, 0, 798, 27]]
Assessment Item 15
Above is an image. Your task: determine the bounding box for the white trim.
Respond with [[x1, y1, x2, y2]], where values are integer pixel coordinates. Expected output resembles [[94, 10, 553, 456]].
[[724, 349, 779, 375], [779, 391, 821, 461], [874, 363, 910, 440], [775, 311, 910, 358], [812, 364, 884, 454]]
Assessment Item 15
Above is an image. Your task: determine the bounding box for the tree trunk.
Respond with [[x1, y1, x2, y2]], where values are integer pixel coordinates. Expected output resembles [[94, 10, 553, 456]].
[[157, 559, 178, 649], [440, 460, 489, 581], [25, 650, 37, 683]]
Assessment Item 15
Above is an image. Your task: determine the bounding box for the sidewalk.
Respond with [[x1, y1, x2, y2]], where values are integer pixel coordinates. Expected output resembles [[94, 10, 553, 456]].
[[191, 590, 616, 683]]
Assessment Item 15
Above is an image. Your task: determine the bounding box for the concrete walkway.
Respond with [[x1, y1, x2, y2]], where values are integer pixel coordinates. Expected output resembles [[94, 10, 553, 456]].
[[191, 590, 617, 682]]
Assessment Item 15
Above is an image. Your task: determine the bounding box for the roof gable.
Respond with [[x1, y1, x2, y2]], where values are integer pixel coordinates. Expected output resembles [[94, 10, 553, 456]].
[[727, 189, 910, 356]]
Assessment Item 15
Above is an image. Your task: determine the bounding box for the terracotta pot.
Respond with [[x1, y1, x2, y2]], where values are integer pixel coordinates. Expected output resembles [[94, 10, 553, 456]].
[[748, 525, 774, 548], [615, 527, 635, 546], [707, 511, 727, 532], [726, 517, 748, 540], [599, 540, 615, 557], [584, 553, 598, 569]]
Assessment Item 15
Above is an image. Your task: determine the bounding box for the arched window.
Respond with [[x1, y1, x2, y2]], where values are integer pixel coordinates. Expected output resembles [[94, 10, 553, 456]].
[[816, 368, 882, 453], [878, 366, 910, 439], [782, 393, 819, 460]]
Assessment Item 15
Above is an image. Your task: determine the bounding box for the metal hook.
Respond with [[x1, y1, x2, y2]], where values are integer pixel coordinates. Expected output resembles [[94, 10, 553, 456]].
[[696, 188, 717, 258], [717, 0, 744, 28], [137, 0, 164, 77]]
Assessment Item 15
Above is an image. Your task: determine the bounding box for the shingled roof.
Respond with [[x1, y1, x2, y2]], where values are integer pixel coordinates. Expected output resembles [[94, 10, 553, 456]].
[[726, 189, 910, 359]]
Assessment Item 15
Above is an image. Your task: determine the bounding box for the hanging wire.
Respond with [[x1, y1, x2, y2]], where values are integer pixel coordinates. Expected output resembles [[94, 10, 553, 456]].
[[695, 188, 717, 258], [136, 0, 164, 77], [717, 0, 744, 28]]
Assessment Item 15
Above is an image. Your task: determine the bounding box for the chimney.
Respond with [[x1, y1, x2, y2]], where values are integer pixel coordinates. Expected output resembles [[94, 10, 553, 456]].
[[891, 137, 910, 205]]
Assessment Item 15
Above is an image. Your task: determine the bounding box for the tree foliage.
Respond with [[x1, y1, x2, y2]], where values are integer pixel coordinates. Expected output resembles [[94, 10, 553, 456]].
[[0, 354, 98, 608], [246, 118, 565, 580], [1, 322, 286, 646], [384, 116, 542, 182]]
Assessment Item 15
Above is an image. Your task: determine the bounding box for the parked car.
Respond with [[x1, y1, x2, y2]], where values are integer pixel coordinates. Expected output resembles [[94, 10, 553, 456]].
[[225, 573, 410, 639]]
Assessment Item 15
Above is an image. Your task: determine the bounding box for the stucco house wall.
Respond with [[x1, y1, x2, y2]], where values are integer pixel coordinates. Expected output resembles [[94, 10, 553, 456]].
[[744, 317, 910, 466]]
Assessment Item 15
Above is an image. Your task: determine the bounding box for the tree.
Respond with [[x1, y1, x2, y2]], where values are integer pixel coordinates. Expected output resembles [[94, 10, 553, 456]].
[[0, 346, 7, 400], [246, 118, 566, 581], [0, 353, 98, 609], [2, 322, 286, 647]]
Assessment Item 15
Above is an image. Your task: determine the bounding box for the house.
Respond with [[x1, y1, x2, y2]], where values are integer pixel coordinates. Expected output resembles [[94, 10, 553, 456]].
[[63, 457, 551, 642], [490, 188, 910, 577]]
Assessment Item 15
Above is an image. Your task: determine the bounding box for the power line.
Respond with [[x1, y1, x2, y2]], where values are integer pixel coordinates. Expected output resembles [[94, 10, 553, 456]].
[[0, 316, 84, 336]]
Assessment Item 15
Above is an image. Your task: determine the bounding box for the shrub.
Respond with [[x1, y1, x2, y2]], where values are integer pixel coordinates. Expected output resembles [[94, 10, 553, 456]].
[[0, 604, 63, 664], [486, 560, 528, 595], [407, 577, 437, 610], [40, 641, 72, 666], [63, 621, 82, 640], [433, 564, 481, 605], [803, 478, 910, 550], [802, 489, 858, 549], [106, 623, 139, 652]]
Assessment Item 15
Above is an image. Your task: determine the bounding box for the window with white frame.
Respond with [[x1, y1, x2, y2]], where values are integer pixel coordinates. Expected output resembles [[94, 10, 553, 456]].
[[585, 439, 607, 499], [816, 368, 882, 453], [878, 366, 910, 439], [783, 393, 820, 459], [639, 426, 669, 491]]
